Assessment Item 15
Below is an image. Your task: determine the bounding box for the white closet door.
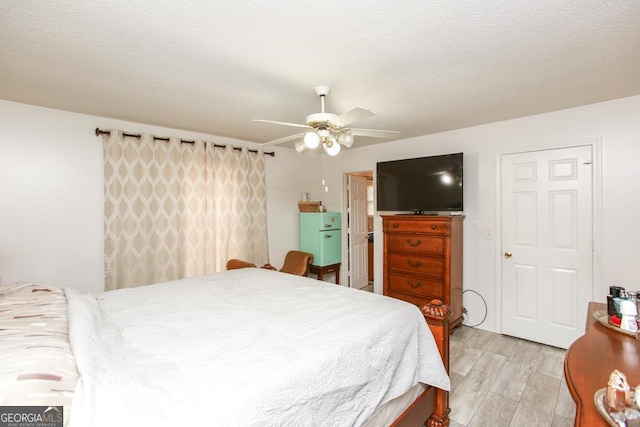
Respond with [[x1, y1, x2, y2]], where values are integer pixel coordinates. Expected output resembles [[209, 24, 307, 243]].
[[501, 145, 593, 349]]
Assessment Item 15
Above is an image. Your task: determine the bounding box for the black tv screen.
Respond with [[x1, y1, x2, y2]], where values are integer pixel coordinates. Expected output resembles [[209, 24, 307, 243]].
[[376, 153, 463, 213]]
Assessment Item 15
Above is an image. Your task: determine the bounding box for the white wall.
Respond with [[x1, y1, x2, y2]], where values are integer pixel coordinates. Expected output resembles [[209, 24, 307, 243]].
[[325, 95, 640, 333], [0, 100, 320, 293], [2, 95, 640, 330]]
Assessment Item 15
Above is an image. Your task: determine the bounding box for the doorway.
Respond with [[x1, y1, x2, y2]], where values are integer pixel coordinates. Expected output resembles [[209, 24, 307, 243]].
[[344, 171, 374, 290], [500, 144, 595, 349]]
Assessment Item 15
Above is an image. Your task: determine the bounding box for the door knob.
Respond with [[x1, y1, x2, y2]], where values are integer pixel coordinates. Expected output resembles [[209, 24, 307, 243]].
[[504, 251, 512, 258]]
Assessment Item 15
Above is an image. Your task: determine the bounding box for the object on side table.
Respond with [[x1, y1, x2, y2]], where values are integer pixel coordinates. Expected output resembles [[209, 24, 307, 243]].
[[592, 310, 638, 338], [594, 369, 640, 426], [620, 300, 639, 333], [606, 370, 631, 412]]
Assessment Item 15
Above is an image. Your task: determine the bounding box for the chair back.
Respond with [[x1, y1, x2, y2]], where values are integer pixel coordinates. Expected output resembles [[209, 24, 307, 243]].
[[279, 251, 314, 276], [226, 259, 257, 270]]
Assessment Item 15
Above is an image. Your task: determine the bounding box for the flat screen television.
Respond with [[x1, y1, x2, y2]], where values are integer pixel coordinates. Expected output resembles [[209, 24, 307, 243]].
[[376, 153, 463, 213]]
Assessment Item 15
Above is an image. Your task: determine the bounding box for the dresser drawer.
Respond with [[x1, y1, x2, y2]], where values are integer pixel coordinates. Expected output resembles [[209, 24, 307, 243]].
[[385, 219, 450, 235], [388, 272, 444, 298], [382, 215, 464, 332], [387, 291, 439, 310], [387, 234, 444, 255], [387, 253, 444, 277]]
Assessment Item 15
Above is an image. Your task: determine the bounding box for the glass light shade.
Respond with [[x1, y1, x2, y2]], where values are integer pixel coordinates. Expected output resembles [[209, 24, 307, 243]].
[[304, 131, 320, 149], [325, 139, 341, 156], [317, 129, 331, 139], [294, 140, 307, 154], [338, 131, 354, 148]]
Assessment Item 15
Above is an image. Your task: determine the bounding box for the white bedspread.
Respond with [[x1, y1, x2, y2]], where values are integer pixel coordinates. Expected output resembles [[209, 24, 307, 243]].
[[65, 269, 449, 427]]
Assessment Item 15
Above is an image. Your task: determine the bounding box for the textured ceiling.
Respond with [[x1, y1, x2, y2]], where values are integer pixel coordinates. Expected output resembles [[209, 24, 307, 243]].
[[1, 1, 639, 148]]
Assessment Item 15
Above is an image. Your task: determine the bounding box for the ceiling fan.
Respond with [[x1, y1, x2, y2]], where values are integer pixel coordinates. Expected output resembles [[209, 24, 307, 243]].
[[254, 86, 400, 155]]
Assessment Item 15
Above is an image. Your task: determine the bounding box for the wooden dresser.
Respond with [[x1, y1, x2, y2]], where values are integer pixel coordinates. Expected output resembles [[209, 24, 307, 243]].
[[382, 215, 464, 330]]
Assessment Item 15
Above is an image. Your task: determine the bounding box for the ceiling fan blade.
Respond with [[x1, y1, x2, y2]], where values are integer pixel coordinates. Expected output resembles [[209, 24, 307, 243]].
[[260, 132, 305, 147], [253, 119, 312, 130], [330, 107, 376, 128], [350, 128, 402, 138]]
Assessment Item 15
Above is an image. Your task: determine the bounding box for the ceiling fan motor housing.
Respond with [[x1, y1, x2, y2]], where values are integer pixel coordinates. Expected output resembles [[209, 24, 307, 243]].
[[306, 113, 338, 129]]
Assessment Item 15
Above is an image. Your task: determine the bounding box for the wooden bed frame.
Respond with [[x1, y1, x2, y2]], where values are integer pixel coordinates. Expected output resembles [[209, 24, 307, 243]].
[[391, 299, 451, 427]]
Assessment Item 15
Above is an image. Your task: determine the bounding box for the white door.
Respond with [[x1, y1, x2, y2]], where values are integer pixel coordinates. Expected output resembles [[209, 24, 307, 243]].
[[348, 174, 369, 289], [501, 145, 593, 349]]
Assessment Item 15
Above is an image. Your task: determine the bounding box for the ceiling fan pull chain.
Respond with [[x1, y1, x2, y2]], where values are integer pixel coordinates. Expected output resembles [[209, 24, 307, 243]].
[[322, 151, 329, 192]]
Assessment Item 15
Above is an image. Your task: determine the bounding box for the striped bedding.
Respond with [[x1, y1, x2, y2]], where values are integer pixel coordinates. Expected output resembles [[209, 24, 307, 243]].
[[0, 283, 78, 425]]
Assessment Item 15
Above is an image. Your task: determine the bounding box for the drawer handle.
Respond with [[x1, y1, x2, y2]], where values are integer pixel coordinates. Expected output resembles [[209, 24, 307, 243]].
[[407, 259, 423, 268], [431, 224, 437, 230], [324, 234, 333, 238], [392, 223, 399, 228], [407, 280, 422, 289], [406, 239, 422, 247]]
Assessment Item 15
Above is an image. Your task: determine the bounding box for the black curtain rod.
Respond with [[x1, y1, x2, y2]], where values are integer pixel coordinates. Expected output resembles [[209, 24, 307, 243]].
[[95, 128, 275, 157]]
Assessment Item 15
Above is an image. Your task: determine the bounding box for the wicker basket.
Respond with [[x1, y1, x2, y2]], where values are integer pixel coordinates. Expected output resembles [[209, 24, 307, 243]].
[[298, 201, 321, 212]]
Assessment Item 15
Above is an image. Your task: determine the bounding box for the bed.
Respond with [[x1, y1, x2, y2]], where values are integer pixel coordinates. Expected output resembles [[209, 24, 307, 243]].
[[0, 268, 451, 426]]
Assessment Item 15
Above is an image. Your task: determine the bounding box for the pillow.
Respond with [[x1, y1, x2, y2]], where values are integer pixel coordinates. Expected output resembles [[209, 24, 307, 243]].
[[0, 283, 78, 426]]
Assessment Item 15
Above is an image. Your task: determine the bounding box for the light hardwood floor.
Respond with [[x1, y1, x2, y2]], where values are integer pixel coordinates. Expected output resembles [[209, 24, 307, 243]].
[[448, 326, 576, 426], [357, 285, 575, 425]]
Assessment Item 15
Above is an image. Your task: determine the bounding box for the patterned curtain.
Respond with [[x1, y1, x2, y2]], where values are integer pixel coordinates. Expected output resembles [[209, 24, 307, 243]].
[[206, 146, 269, 271], [103, 131, 269, 290]]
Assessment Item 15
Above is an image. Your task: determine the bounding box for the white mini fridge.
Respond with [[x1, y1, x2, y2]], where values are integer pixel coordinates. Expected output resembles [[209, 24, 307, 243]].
[[299, 212, 341, 266]]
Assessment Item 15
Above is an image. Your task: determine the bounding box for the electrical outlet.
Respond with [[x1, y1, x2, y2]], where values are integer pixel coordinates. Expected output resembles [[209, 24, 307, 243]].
[[484, 228, 494, 240]]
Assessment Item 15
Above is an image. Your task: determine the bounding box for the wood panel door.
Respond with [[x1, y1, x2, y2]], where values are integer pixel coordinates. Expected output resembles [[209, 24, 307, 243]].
[[348, 174, 369, 289], [501, 145, 593, 349]]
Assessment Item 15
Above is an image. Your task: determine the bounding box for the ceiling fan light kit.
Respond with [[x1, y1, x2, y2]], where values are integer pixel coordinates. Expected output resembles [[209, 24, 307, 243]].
[[303, 131, 321, 149], [337, 131, 354, 148], [294, 140, 307, 154], [324, 138, 341, 156], [255, 86, 400, 156]]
